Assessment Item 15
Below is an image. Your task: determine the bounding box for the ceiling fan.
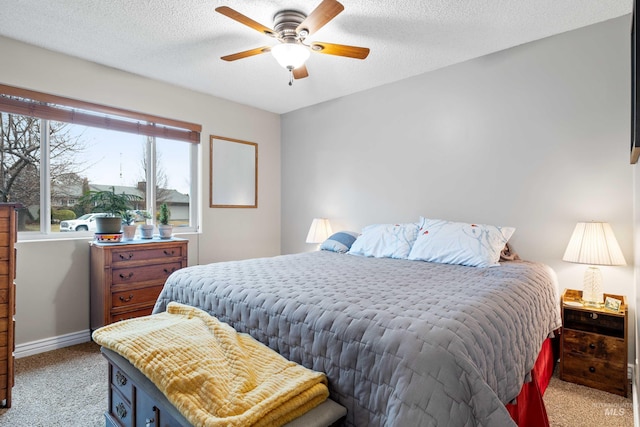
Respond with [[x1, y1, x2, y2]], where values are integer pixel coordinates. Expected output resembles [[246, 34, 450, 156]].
[[216, 0, 370, 85]]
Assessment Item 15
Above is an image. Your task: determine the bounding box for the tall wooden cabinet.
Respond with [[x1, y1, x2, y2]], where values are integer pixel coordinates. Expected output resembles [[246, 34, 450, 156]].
[[90, 238, 188, 331], [0, 204, 20, 408]]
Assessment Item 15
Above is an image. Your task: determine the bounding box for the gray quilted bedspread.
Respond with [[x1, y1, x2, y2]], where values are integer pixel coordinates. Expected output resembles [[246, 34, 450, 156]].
[[153, 251, 561, 427]]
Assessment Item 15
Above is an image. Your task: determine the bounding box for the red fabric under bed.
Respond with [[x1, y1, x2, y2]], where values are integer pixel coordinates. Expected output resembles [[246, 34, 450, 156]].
[[506, 336, 558, 427]]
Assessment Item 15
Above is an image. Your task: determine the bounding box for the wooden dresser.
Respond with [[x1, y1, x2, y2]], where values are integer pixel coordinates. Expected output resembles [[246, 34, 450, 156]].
[[559, 288, 628, 397], [90, 238, 188, 331], [0, 204, 20, 408]]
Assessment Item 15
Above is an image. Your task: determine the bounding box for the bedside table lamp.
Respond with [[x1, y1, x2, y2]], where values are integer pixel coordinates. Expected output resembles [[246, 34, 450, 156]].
[[562, 221, 626, 307], [306, 218, 332, 247]]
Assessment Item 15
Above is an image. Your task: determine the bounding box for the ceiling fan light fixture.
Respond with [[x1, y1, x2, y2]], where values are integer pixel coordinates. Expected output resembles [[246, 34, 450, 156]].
[[271, 43, 310, 70]]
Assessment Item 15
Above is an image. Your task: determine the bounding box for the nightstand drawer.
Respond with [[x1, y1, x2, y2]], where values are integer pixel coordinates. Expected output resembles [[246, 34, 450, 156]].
[[561, 352, 627, 395], [562, 329, 626, 362], [563, 308, 624, 338]]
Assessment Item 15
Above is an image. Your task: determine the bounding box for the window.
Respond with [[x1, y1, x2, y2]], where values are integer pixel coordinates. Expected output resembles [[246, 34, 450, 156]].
[[0, 84, 201, 237]]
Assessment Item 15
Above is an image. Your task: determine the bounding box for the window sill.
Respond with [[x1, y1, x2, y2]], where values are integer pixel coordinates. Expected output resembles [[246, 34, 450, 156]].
[[18, 228, 199, 243]]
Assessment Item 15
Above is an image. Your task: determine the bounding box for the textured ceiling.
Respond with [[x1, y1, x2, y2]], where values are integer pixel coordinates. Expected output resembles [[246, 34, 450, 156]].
[[0, 0, 632, 114]]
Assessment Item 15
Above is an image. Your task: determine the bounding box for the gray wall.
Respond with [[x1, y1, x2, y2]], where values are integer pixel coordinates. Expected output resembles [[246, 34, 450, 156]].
[[1, 35, 282, 349], [282, 16, 635, 357]]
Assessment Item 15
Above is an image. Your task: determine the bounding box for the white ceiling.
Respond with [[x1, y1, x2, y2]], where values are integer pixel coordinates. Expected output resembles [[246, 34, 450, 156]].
[[0, 1, 632, 114]]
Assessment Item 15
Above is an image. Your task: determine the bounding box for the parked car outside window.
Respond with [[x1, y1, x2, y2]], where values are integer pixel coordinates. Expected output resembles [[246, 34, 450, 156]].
[[59, 213, 107, 232]]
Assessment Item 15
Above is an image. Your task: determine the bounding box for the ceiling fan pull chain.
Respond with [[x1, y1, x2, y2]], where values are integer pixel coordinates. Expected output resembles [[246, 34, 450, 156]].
[[288, 68, 294, 86]]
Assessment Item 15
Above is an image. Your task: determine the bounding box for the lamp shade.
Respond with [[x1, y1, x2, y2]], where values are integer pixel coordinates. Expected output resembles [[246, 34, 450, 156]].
[[271, 43, 310, 70], [306, 218, 332, 244], [562, 222, 626, 266]]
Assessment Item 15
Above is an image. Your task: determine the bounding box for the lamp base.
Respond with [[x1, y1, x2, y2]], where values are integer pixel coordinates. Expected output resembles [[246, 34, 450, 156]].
[[582, 266, 603, 307]]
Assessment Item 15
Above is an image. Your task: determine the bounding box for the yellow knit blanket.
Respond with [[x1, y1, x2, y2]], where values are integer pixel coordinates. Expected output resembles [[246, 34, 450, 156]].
[[92, 302, 329, 427]]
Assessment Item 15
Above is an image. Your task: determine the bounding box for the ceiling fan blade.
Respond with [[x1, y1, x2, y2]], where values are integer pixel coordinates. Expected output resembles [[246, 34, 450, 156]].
[[221, 46, 271, 62], [310, 42, 370, 59], [296, 0, 344, 36], [215, 6, 276, 37], [293, 65, 309, 79]]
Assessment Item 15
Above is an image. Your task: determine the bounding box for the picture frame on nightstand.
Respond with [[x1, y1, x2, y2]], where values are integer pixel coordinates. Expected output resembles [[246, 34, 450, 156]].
[[604, 296, 621, 312]]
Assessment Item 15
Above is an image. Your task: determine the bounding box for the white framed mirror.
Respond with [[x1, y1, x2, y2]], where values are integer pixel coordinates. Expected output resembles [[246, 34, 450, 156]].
[[209, 135, 258, 208]]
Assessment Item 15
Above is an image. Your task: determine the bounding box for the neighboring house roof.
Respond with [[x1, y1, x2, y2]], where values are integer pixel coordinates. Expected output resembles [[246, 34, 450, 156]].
[[51, 182, 188, 205], [89, 184, 145, 199], [89, 184, 188, 205]]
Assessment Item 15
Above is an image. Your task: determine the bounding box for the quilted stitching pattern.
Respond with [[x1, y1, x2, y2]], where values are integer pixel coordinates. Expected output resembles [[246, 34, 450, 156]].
[[153, 252, 561, 427]]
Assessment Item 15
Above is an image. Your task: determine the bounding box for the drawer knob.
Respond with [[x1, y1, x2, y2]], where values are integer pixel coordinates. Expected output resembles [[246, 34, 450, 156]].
[[146, 406, 158, 427], [119, 272, 134, 280], [589, 343, 596, 350], [119, 253, 134, 260], [115, 370, 127, 386], [115, 402, 127, 419], [119, 294, 134, 303], [589, 366, 596, 373], [163, 267, 177, 275], [163, 250, 175, 256], [590, 312, 598, 320]]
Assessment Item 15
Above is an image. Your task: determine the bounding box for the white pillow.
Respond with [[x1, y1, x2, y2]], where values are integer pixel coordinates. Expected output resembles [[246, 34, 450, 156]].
[[348, 223, 419, 259], [408, 217, 515, 267]]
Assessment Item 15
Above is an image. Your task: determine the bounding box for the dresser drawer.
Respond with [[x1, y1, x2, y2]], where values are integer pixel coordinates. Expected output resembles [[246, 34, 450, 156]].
[[111, 307, 154, 323], [112, 285, 164, 309], [562, 329, 626, 362], [110, 364, 133, 403], [110, 387, 133, 427], [111, 246, 184, 265], [111, 262, 182, 286]]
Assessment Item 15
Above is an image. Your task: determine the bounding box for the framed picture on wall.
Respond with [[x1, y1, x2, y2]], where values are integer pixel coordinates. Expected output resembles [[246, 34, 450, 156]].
[[209, 135, 258, 208]]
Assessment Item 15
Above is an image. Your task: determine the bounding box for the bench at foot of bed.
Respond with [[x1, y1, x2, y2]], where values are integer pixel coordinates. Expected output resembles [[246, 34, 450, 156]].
[[101, 347, 347, 427]]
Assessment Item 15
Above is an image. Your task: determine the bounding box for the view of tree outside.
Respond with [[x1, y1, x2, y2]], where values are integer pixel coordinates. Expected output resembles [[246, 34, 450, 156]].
[[0, 112, 192, 233]]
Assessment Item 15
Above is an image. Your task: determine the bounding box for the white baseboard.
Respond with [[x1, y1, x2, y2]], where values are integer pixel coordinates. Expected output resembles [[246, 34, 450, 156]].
[[15, 330, 92, 359]]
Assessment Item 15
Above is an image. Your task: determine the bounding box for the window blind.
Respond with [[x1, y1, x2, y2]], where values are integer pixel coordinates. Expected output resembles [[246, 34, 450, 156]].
[[0, 84, 201, 143]]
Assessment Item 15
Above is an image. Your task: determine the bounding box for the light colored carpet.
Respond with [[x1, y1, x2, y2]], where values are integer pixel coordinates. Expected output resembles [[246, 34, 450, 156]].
[[544, 371, 633, 427], [0, 341, 634, 426], [0, 342, 105, 426]]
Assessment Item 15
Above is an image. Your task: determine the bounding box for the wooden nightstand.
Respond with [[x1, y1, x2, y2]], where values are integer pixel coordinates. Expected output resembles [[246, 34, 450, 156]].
[[559, 289, 628, 397]]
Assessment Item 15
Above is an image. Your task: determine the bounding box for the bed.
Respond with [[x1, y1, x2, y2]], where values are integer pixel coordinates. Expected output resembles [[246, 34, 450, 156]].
[[152, 242, 561, 426]]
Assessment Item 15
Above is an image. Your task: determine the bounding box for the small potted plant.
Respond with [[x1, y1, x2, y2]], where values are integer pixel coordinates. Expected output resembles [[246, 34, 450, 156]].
[[157, 203, 172, 239], [137, 210, 154, 239], [78, 187, 142, 234], [121, 210, 137, 241]]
